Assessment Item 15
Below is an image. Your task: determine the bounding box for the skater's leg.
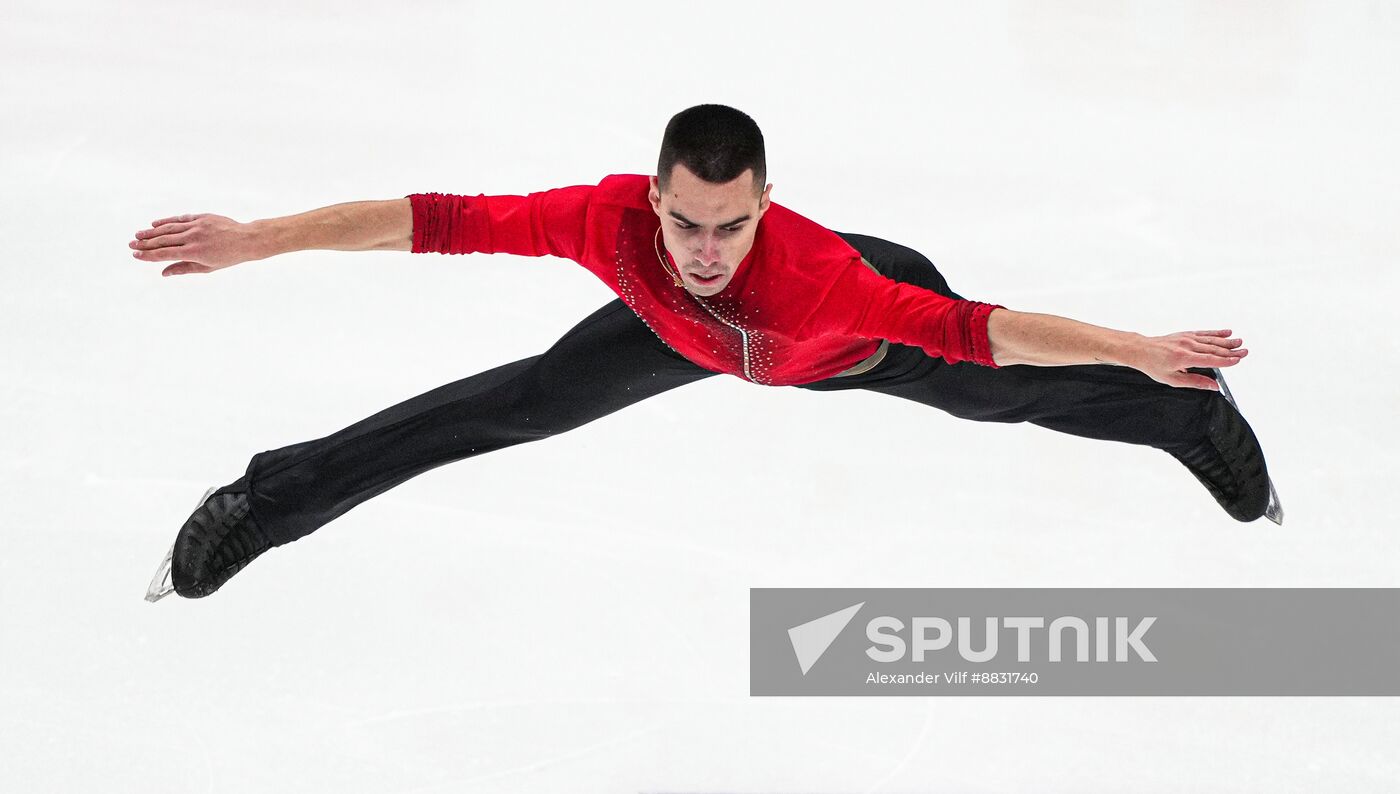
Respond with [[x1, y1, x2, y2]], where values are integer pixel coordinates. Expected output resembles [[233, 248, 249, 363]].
[[805, 232, 1272, 520], [221, 299, 715, 546], [812, 349, 1218, 448], [818, 230, 1213, 445]]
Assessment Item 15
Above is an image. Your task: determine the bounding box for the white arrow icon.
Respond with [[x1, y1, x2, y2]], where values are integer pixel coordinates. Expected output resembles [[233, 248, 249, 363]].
[[788, 602, 865, 675]]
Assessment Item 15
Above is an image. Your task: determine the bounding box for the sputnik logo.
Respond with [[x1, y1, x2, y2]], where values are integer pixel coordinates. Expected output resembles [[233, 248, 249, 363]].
[[787, 602, 864, 675]]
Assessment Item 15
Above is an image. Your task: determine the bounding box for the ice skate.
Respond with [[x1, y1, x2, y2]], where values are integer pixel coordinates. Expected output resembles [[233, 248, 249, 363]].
[[144, 485, 274, 601], [1210, 367, 1284, 525], [1167, 369, 1283, 525], [145, 487, 214, 602]]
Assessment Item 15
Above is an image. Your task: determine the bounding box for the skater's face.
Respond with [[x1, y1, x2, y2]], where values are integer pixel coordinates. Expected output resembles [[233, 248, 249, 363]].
[[649, 164, 771, 296]]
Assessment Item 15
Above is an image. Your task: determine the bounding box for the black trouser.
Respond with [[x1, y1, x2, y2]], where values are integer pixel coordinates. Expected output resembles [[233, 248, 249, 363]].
[[224, 232, 1216, 546]]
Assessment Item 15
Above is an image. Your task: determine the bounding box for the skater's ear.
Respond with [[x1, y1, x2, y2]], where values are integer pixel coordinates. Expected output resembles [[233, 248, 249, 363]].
[[648, 174, 663, 216]]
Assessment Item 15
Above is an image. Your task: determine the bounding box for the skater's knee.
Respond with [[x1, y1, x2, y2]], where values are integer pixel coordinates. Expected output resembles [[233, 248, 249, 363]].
[[491, 378, 593, 440]]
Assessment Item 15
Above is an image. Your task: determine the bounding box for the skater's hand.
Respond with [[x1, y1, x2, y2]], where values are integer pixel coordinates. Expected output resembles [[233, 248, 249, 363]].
[[1133, 329, 1248, 390], [128, 214, 263, 277]]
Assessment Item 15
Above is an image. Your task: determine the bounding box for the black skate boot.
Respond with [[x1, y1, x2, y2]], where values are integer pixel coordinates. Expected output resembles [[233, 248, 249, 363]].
[[145, 485, 274, 601], [1166, 368, 1283, 524]]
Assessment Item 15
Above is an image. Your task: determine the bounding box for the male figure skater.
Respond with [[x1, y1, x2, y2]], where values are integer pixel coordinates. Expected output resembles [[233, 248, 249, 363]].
[[133, 104, 1280, 602]]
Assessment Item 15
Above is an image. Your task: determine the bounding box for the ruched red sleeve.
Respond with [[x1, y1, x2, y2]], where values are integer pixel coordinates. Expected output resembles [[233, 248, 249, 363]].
[[404, 185, 593, 262]]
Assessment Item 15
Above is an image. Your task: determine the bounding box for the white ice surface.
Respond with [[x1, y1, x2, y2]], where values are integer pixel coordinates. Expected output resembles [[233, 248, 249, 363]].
[[3, 1, 1399, 792]]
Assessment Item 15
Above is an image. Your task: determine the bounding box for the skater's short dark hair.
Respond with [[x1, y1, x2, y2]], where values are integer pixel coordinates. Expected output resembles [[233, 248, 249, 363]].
[[658, 104, 766, 195]]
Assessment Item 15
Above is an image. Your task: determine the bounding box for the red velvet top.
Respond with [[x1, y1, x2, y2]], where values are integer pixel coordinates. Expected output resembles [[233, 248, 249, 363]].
[[406, 174, 1001, 386]]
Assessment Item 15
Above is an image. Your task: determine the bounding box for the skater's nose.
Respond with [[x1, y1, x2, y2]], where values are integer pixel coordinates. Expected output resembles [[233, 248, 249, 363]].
[[696, 232, 722, 266]]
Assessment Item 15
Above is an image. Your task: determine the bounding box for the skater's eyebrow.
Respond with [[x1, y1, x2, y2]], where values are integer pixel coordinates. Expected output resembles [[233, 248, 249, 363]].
[[668, 210, 751, 228]]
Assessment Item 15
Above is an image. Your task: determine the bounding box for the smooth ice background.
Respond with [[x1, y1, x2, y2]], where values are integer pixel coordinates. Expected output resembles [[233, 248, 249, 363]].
[[3, 1, 1398, 792]]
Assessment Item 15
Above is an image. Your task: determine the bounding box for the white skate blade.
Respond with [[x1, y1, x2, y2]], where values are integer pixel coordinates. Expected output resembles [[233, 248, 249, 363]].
[[144, 543, 176, 602], [1211, 368, 1284, 526], [144, 487, 217, 603], [1265, 478, 1284, 526]]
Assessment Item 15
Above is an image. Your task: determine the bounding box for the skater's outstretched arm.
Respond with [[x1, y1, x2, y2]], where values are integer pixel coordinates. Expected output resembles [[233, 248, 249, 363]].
[[809, 257, 1246, 391], [129, 199, 413, 277], [986, 308, 1247, 390]]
